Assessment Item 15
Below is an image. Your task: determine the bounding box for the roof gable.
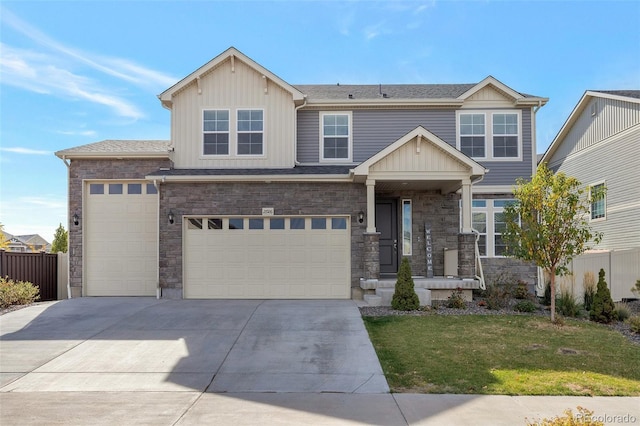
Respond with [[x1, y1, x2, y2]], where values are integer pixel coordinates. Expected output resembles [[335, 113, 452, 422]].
[[353, 126, 486, 179], [158, 47, 305, 108], [541, 90, 640, 164], [457, 76, 547, 107]]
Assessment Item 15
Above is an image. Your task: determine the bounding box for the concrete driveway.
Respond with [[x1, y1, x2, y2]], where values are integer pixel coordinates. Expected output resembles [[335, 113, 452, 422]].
[[0, 297, 388, 394]]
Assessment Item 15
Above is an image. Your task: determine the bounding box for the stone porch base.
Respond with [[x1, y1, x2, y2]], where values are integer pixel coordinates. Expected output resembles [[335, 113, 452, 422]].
[[360, 276, 480, 306]]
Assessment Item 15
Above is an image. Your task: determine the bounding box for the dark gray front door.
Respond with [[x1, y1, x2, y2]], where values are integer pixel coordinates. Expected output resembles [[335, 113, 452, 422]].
[[376, 199, 398, 274]]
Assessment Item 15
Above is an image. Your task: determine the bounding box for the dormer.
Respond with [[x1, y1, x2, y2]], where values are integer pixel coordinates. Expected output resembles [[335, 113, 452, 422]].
[[159, 47, 305, 169]]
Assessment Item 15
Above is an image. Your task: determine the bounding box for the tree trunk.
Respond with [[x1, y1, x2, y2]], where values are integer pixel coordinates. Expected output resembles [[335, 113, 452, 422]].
[[550, 267, 556, 323]]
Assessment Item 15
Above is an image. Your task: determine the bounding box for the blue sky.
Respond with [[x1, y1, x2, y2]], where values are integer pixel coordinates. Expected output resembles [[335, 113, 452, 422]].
[[1, 0, 639, 242]]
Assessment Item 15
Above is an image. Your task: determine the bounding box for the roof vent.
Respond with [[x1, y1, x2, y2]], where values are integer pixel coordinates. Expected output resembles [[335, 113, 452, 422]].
[[348, 94, 353, 99], [382, 93, 388, 98]]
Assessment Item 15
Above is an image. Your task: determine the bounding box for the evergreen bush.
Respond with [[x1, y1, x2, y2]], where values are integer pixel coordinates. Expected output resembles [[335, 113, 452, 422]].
[[391, 257, 420, 311], [590, 269, 616, 324]]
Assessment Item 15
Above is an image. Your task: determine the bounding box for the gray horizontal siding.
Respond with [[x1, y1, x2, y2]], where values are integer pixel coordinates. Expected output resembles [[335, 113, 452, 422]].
[[297, 108, 534, 187], [476, 108, 533, 186]]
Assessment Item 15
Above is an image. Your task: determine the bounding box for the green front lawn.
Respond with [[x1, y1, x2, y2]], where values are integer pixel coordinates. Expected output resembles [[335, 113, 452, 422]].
[[363, 314, 640, 395]]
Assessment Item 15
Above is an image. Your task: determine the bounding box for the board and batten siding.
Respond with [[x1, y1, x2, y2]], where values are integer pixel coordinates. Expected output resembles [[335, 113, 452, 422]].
[[550, 125, 640, 252], [171, 58, 296, 169], [297, 107, 533, 187], [549, 96, 640, 162]]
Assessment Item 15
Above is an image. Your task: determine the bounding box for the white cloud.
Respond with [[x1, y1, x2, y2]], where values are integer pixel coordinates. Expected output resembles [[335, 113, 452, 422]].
[[56, 130, 97, 137], [0, 43, 145, 119], [0, 147, 51, 155], [0, 8, 177, 90]]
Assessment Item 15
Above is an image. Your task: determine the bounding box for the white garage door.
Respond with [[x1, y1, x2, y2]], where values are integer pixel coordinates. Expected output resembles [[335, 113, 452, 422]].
[[184, 216, 351, 299], [85, 181, 158, 296]]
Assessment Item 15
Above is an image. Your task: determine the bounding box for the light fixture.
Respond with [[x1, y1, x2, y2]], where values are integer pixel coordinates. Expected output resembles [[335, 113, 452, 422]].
[[357, 210, 365, 224], [73, 213, 79, 226], [168, 210, 175, 225]]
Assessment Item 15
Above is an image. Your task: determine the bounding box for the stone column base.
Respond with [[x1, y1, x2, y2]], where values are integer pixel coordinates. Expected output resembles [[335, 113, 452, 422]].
[[363, 232, 380, 281], [458, 233, 476, 279]]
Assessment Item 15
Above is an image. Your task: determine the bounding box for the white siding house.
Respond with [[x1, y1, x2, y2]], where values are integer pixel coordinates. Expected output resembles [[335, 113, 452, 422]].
[[542, 90, 640, 301]]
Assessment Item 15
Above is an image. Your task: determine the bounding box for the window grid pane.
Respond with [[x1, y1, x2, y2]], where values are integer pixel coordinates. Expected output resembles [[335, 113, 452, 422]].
[[461, 136, 485, 157], [203, 110, 229, 155], [237, 110, 263, 156], [591, 184, 606, 219], [323, 114, 349, 159]]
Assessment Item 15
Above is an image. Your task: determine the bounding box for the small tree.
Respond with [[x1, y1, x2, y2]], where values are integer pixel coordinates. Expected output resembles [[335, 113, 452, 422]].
[[590, 269, 616, 323], [0, 223, 9, 250], [502, 164, 602, 322], [391, 257, 420, 311], [50, 224, 68, 253]]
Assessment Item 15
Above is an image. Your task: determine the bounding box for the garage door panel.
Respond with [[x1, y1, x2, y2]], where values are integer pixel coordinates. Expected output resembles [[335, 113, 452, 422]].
[[184, 216, 350, 299]]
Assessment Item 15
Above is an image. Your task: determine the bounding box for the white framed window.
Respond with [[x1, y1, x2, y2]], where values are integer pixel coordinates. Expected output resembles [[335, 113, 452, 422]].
[[320, 112, 352, 162], [589, 182, 606, 221], [402, 199, 412, 255], [471, 198, 516, 257], [237, 109, 264, 155], [203, 109, 230, 155], [456, 110, 522, 161]]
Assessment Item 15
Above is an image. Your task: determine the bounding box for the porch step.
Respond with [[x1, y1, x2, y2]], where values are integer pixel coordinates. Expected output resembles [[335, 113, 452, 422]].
[[363, 294, 382, 307]]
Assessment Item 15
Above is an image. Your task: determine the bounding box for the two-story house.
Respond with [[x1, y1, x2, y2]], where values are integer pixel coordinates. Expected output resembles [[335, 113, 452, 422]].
[[55, 47, 547, 302], [541, 90, 640, 301]]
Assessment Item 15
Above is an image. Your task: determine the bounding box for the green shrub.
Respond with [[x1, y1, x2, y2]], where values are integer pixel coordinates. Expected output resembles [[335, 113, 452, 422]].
[[590, 269, 616, 324], [542, 281, 552, 306], [446, 288, 466, 309], [583, 271, 597, 312], [513, 280, 530, 299], [614, 302, 631, 322], [514, 300, 537, 313], [0, 277, 40, 308], [485, 283, 510, 310], [391, 257, 420, 311], [627, 316, 640, 334], [526, 406, 603, 426], [556, 288, 580, 318]]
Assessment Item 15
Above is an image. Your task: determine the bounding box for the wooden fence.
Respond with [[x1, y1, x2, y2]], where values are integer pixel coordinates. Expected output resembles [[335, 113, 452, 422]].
[[0, 250, 60, 301]]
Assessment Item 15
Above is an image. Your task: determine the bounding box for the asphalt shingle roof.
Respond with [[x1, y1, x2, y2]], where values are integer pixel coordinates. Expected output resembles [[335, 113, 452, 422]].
[[55, 140, 170, 155], [592, 90, 640, 100]]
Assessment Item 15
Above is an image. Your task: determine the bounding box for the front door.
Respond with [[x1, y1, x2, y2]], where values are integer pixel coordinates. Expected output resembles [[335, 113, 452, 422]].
[[376, 199, 398, 274]]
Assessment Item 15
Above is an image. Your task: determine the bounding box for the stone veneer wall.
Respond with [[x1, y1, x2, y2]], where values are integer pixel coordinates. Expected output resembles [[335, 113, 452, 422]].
[[67, 158, 172, 297], [481, 258, 539, 293], [374, 189, 460, 276], [159, 181, 368, 296]]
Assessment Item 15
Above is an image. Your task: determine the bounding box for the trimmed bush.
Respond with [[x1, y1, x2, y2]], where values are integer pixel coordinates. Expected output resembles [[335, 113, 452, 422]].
[[485, 283, 510, 310], [590, 269, 616, 324], [513, 280, 530, 299], [514, 300, 537, 313], [391, 257, 420, 311], [0, 277, 40, 308]]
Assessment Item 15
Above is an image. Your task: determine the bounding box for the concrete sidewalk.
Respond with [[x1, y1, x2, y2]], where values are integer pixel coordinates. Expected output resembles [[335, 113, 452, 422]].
[[0, 392, 638, 425]]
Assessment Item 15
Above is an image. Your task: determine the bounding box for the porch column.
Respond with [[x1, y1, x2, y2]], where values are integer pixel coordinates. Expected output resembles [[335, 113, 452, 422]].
[[366, 179, 376, 233], [460, 178, 472, 233]]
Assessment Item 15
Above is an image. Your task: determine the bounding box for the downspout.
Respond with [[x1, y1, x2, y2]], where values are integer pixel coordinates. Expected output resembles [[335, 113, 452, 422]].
[[59, 155, 72, 299], [293, 96, 308, 164], [532, 100, 545, 294]]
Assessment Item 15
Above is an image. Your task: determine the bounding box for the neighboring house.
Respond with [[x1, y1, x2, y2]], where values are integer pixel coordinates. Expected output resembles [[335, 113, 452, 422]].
[[55, 47, 547, 302], [541, 90, 640, 301], [1, 232, 51, 252]]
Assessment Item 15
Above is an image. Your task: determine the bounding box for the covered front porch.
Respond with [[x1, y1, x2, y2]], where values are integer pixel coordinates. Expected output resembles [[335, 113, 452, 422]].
[[351, 127, 486, 306]]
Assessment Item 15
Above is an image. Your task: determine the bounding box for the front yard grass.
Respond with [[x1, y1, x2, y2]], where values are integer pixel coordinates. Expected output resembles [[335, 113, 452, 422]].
[[363, 314, 640, 395]]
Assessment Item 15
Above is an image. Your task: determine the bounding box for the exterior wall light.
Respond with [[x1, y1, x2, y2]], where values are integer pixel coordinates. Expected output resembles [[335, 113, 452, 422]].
[[73, 213, 79, 226], [168, 211, 175, 225], [357, 210, 365, 224]]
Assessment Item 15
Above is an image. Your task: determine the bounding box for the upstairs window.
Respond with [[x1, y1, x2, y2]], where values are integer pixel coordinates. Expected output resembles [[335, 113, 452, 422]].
[[460, 114, 485, 158], [492, 113, 519, 157], [237, 109, 263, 155], [321, 112, 351, 161], [590, 182, 606, 221], [203, 110, 229, 155], [457, 111, 522, 160]]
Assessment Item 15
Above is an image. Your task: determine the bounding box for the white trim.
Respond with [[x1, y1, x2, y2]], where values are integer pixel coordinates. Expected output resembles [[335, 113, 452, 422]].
[[456, 110, 523, 162], [319, 111, 353, 163], [470, 197, 516, 258], [402, 199, 412, 256], [589, 181, 607, 222], [236, 108, 266, 157], [202, 108, 231, 157], [470, 185, 514, 194], [145, 173, 353, 183]]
